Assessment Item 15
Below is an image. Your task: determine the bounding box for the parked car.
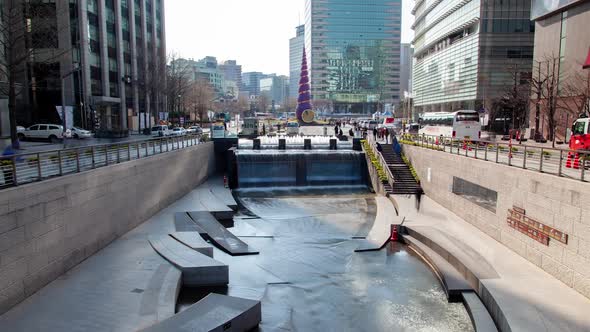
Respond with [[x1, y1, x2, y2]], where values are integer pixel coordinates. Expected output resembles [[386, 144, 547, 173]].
[[186, 125, 203, 135], [20, 124, 63, 142], [151, 125, 171, 137], [170, 127, 187, 136], [69, 127, 93, 139]]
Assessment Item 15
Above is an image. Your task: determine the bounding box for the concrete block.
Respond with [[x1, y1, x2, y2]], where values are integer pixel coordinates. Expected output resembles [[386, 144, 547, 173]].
[[532, 239, 564, 262], [574, 222, 590, 243], [0, 258, 28, 290], [61, 248, 86, 271], [34, 226, 66, 255], [0, 241, 34, 268], [15, 203, 45, 227], [579, 238, 590, 260], [542, 256, 574, 287], [501, 232, 527, 258], [0, 227, 25, 252], [0, 281, 25, 314], [573, 273, 590, 300], [581, 208, 590, 226], [68, 184, 109, 208], [564, 251, 590, 278], [0, 203, 8, 216], [560, 204, 583, 223], [525, 246, 543, 268], [27, 250, 49, 275], [525, 203, 555, 226], [25, 213, 65, 240], [23, 260, 65, 297], [43, 197, 69, 218], [0, 213, 17, 234]]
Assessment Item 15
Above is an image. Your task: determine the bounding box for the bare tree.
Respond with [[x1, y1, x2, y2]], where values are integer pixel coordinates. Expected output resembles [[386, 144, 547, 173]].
[[0, 0, 70, 145], [558, 70, 590, 117], [313, 99, 333, 115], [531, 56, 560, 147], [493, 63, 531, 134], [256, 92, 270, 113], [166, 54, 193, 115], [284, 97, 297, 114], [184, 79, 214, 126]]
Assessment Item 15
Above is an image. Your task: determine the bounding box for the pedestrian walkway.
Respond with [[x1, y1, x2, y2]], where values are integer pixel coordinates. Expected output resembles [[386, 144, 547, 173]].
[[398, 195, 590, 332]]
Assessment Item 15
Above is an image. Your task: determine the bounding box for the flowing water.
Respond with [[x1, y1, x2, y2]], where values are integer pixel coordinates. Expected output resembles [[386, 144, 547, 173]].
[[178, 188, 474, 332]]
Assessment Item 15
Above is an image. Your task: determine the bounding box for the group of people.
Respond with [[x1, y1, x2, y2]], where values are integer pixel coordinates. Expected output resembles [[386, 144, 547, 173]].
[[373, 126, 393, 144]]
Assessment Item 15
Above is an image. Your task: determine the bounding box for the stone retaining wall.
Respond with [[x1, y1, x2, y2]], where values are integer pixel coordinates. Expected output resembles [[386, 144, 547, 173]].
[[0, 142, 216, 314], [403, 144, 590, 299]]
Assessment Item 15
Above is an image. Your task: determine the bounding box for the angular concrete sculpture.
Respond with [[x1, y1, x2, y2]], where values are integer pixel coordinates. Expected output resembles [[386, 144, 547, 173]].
[[149, 235, 228, 287], [169, 232, 214, 258], [188, 211, 259, 256], [140, 293, 261, 332]]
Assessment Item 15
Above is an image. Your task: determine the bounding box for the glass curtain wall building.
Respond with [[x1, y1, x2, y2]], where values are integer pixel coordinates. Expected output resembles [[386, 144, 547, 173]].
[[412, 0, 534, 114], [305, 0, 402, 116], [289, 25, 305, 100]]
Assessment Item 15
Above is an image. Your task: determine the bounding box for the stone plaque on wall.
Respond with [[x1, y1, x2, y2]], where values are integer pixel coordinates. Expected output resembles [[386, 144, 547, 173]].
[[507, 206, 569, 246]]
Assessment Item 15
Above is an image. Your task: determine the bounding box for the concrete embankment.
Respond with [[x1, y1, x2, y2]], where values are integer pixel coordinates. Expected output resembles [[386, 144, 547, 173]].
[[403, 144, 590, 300], [0, 142, 216, 314]]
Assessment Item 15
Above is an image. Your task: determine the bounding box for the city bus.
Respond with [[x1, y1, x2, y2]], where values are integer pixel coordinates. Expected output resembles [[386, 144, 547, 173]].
[[418, 110, 481, 140]]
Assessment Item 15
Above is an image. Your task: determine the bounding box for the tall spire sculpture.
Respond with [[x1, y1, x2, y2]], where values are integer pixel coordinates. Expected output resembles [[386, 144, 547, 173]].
[[296, 47, 315, 123]]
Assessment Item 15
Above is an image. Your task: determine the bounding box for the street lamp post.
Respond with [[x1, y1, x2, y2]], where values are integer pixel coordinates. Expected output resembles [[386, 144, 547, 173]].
[[61, 62, 81, 147]]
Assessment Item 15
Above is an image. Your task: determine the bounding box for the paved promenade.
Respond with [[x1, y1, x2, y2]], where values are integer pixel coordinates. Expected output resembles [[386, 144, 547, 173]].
[[0, 181, 221, 331]]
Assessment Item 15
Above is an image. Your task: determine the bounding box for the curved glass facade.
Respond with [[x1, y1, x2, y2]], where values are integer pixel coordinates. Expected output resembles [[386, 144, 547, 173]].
[[305, 0, 402, 115]]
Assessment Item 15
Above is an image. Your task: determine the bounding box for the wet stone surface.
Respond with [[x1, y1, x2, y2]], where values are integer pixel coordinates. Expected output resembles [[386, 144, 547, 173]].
[[178, 190, 474, 331]]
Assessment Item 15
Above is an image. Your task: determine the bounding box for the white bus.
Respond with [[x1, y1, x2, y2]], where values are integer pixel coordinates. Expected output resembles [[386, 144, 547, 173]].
[[418, 110, 481, 139], [285, 121, 300, 135]]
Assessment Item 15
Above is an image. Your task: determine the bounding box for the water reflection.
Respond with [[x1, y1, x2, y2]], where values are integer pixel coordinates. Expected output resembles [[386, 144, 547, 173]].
[[178, 191, 473, 331]]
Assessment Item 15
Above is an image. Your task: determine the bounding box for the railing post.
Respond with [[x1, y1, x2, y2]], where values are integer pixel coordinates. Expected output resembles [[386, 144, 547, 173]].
[[540, 148, 544, 172], [91, 146, 96, 168], [137, 143, 140, 159], [117, 145, 120, 164], [558, 150, 563, 177], [58, 151, 63, 175], [484, 143, 488, 161], [105, 146, 109, 165], [160, 138, 163, 153], [37, 153, 42, 180], [508, 146, 512, 166], [582, 154, 586, 182], [76, 149, 80, 172], [145, 141, 149, 156], [474, 142, 478, 159], [495, 143, 499, 163], [167, 137, 170, 152], [153, 140, 156, 154], [523, 146, 527, 169], [128, 143, 131, 160], [11, 156, 17, 186]]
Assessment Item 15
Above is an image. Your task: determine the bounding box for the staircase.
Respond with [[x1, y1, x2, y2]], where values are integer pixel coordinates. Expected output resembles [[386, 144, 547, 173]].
[[379, 144, 423, 195]]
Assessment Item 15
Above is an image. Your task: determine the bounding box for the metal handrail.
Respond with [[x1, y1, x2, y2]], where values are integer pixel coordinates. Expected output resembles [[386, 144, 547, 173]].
[[400, 133, 590, 182], [366, 135, 396, 188], [0, 134, 205, 189]]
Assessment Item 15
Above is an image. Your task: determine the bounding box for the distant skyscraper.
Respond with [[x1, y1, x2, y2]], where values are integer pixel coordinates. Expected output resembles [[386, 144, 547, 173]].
[[305, 0, 402, 115], [400, 44, 413, 96], [289, 25, 305, 100], [412, 0, 534, 113], [260, 75, 289, 106], [242, 72, 267, 97], [219, 60, 243, 91]]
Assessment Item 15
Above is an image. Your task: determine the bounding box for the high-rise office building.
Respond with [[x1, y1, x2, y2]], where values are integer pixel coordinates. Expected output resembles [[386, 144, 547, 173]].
[[305, 0, 402, 116], [400, 43, 413, 96], [412, 0, 534, 114], [7, 0, 167, 132], [242, 72, 268, 97], [289, 25, 305, 100], [260, 75, 290, 107], [529, 0, 590, 141], [219, 60, 243, 92]]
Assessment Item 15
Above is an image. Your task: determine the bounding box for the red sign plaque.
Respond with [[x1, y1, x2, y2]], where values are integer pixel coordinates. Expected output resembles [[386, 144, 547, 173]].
[[506, 206, 568, 246]]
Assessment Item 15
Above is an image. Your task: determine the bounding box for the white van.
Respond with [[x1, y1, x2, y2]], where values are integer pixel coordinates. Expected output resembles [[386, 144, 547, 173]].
[[151, 125, 170, 137]]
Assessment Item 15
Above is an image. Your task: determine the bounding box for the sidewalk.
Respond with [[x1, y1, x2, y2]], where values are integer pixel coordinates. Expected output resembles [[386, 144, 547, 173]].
[[398, 195, 590, 331]]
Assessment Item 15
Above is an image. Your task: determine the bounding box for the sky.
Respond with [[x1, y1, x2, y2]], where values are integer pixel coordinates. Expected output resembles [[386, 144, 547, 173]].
[[165, 0, 414, 76]]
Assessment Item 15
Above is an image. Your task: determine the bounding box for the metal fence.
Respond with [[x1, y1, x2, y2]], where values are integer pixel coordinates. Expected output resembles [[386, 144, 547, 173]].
[[400, 133, 590, 182], [0, 135, 204, 189]]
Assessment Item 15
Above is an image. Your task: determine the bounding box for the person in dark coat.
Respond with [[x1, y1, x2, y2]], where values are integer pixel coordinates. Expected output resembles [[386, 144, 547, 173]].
[[349, 128, 354, 138], [384, 127, 390, 144], [372, 127, 378, 140], [334, 125, 339, 136]]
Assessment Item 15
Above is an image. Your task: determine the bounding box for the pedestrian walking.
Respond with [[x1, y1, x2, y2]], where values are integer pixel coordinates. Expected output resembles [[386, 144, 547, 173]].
[[334, 125, 339, 136], [372, 127, 378, 140], [349, 128, 354, 138], [323, 126, 328, 136], [384, 127, 390, 144]]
